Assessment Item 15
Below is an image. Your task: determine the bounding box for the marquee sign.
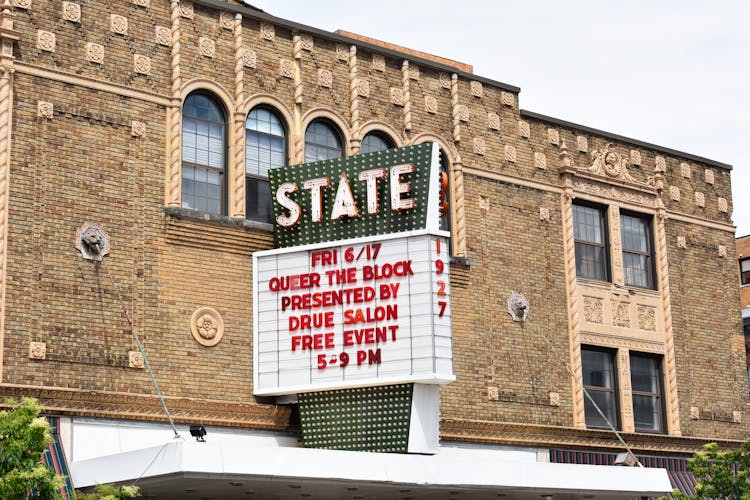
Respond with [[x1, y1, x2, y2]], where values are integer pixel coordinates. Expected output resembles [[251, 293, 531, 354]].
[[253, 142, 453, 396]]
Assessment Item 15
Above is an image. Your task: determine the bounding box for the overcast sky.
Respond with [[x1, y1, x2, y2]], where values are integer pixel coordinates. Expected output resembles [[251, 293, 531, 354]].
[[250, 0, 750, 237]]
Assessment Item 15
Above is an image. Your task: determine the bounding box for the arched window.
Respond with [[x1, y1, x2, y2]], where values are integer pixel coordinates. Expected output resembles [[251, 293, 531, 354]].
[[246, 106, 286, 223], [182, 92, 226, 214], [304, 119, 343, 162], [360, 131, 394, 154]]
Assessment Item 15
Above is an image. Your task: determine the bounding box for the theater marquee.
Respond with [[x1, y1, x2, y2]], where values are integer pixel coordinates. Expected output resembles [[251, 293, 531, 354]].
[[253, 143, 454, 396]]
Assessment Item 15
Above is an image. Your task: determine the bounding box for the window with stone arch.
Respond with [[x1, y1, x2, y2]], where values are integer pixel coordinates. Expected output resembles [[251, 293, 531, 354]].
[[360, 131, 394, 154], [245, 106, 287, 223], [182, 92, 227, 214], [437, 148, 451, 233], [304, 119, 344, 162]]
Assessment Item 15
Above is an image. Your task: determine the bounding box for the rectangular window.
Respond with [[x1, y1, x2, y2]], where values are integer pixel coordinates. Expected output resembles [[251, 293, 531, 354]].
[[582, 347, 619, 429], [741, 258, 750, 285], [630, 353, 665, 433], [573, 204, 609, 281], [621, 213, 655, 289]]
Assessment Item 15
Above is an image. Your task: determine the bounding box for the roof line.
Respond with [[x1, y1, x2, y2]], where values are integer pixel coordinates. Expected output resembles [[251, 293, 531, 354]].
[[195, 0, 521, 93], [520, 110, 732, 171]]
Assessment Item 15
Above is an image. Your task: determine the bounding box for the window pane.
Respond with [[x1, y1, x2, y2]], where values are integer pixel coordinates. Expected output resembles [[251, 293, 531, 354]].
[[584, 390, 617, 428], [582, 350, 613, 388], [630, 356, 659, 392], [361, 133, 392, 154], [621, 214, 649, 253], [246, 177, 273, 224], [623, 252, 650, 288], [574, 205, 604, 244], [582, 348, 618, 429], [575, 242, 607, 281], [633, 394, 661, 432], [305, 121, 343, 162]]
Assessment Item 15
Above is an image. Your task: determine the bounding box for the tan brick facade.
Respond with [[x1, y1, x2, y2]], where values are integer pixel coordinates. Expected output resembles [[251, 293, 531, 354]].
[[0, 0, 746, 455]]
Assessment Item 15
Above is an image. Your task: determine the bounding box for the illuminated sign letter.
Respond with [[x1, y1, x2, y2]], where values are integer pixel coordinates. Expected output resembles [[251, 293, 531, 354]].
[[359, 168, 386, 215], [302, 177, 331, 223], [330, 172, 359, 220], [276, 182, 300, 227], [390, 163, 415, 211]]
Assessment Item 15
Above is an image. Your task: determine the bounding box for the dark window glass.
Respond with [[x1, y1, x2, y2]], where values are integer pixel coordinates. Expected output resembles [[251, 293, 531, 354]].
[[305, 120, 343, 162], [360, 132, 393, 154], [438, 149, 450, 233], [573, 204, 609, 281], [582, 348, 618, 429], [182, 93, 225, 214], [621, 213, 654, 288], [741, 258, 750, 285], [246, 107, 286, 223], [630, 354, 664, 433]]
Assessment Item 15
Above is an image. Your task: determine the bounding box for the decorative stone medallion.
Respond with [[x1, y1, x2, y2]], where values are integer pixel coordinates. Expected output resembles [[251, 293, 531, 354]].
[[501, 91, 514, 106], [487, 112, 500, 130], [576, 136, 588, 152], [470, 81, 483, 97], [681, 162, 691, 178], [199, 36, 215, 58], [155, 26, 171, 46], [518, 121, 530, 138], [539, 207, 550, 222], [487, 386, 499, 401], [219, 10, 234, 29], [507, 291, 529, 322], [300, 33, 313, 51], [630, 149, 641, 166], [134, 54, 151, 75], [718, 245, 727, 258], [677, 236, 687, 248], [179, 0, 194, 18], [133, 0, 150, 7], [318, 68, 332, 88], [279, 59, 294, 78], [654, 156, 666, 173], [705, 169, 714, 185], [473, 138, 485, 156], [695, 191, 705, 208], [390, 87, 403, 106], [335, 44, 348, 61], [424, 96, 437, 114], [689, 407, 700, 420], [718, 197, 728, 213], [29, 341, 46, 360], [131, 120, 146, 137], [86, 42, 104, 64], [242, 49, 257, 68], [129, 350, 145, 368], [547, 128, 559, 145], [260, 22, 275, 40], [408, 64, 419, 80], [190, 306, 225, 347], [37, 101, 53, 119], [669, 186, 680, 202], [13, 0, 31, 9], [357, 79, 369, 98], [372, 54, 385, 72], [111, 14, 128, 35], [534, 152, 546, 170], [439, 72, 451, 89], [37, 30, 56, 52], [456, 105, 469, 122], [504, 144, 516, 163], [62, 2, 81, 23], [549, 392, 560, 406], [75, 222, 110, 261]]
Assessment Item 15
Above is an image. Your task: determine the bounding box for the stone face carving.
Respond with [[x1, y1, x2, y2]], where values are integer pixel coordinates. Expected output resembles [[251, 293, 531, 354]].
[[180, 0, 194, 18], [695, 191, 705, 208], [504, 145, 516, 163], [439, 72, 451, 89], [583, 296, 603, 324], [705, 169, 715, 185], [111, 14, 128, 35], [534, 152, 546, 170], [669, 186, 680, 201], [62, 2, 81, 23], [134, 55, 151, 75], [260, 22, 275, 41], [190, 307, 225, 347], [456, 105, 469, 122], [219, 10, 234, 29], [539, 207, 550, 222], [37, 30, 56, 52], [372, 54, 385, 72], [390, 87, 403, 106], [29, 341, 46, 360], [357, 79, 369, 97], [587, 143, 639, 182], [335, 44, 348, 61], [155, 26, 171, 46], [37, 101, 53, 119], [470, 81, 483, 97], [612, 301, 630, 328], [425, 96, 437, 114], [718, 197, 728, 213], [637, 305, 656, 331], [681, 162, 691, 178], [501, 91, 514, 106], [576, 136, 588, 152], [131, 121, 146, 137], [242, 49, 257, 68], [518, 121, 530, 138], [630, 149, 642, 166], [86, 42, 104, 64], [507, 292, 529, 322], [74, 223, 110, 261], [129, 351, 145, 368], [318, 68, 332, 88], [473, 138, 485, 156], [199, 37, 215, 58], [487, 112, 500, 130], [279, 59, 294, 79]]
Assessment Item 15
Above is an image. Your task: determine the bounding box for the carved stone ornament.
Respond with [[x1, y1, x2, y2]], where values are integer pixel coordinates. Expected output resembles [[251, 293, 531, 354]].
[[733, 411, 742, 424], [219, 10, 234, 29], [279, 59, 294, 79], [654, 155, 666, 173], [718, 197, 728, 213], [718, 245, 727, 258], [300, 33, 313, 51], [110, 14, 128, 35], [242, 49, 256, 68], [695, 191, 705, 208], [501, 91, 514, 106], [473, 138, 485, 156], [487, 386, 499, 401], [669, 186, 680, 202], [534, 152, 546, 170], [74, 222, 110, 261], [457, 104, 469, 122], [439, 72, 451, 89], [82, 41, 104, 64], [572, 179, 655, 207], [518, 120, 530, 138], [637, 305, 656, 331], [425, 96, 437, 114], [507, 291, 529, 322], [576, 136, 588, 153], [583, 296, 603, 324], [133, 54, 151, 75], [62, 2, 81, 23], [131, 120, 146, 137], [408, 64, 419, 80], [37, 101, 53, 119], [155, 26, 171, 46], [677, 236, 687, 249], [390, 87, 404, 106], [705, 168, 715, 185], [190, 306, 225, 347], [679, 162, 691, 179], [29, 341, 46, 360], [335, 44, 348, 61], [37, 30, 55, 52], [548, 128, 559, 145], [372, 54, 385, 72], [133, 0, 150, 7], [470, 81, 483, 98], [488, 112, 500, 130], [357, 79, 369, 98], [504, 144, 516, 163], [129, 350, 145, 368], [689, 407, 700, 420], [318, 68, 332, 88], [260, 22, 274, 40], [479, 196, 489, 210], [12, 0, 31, 9], [630, 149, 642, 166], [199, 36, 215, 58], [549, 392, 560, 407], [180, 0, 194, 19], [586, 143, 639, 182], [539, 207, 550, 222]]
